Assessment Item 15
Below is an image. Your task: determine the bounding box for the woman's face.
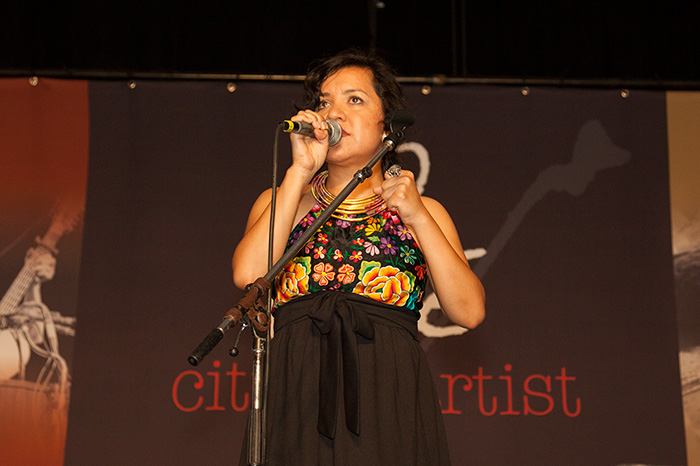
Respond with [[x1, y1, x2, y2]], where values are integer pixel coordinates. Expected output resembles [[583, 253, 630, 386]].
[[317, 66, 386, 167]]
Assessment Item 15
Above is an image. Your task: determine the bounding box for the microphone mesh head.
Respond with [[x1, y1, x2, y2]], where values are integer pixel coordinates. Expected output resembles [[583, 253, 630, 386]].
[[326, 119, 342, 146]]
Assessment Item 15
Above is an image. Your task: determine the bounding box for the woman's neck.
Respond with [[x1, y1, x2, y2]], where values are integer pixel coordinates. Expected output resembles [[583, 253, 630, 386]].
[[325, 161, 385, 199]]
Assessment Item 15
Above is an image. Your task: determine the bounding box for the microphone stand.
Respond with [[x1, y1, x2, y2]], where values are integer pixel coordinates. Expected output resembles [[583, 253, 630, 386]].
[[188, 124, 410, 466]]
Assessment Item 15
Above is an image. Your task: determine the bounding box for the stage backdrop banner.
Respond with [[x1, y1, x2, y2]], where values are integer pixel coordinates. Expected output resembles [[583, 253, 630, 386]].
[[668, 91, 700, 465], [0, 78, 88, 466], [1, 78, 686, 466]]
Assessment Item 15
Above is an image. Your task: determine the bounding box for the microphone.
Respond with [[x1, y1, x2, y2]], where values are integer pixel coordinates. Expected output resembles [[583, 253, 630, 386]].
[[280, 119, 342, 146]]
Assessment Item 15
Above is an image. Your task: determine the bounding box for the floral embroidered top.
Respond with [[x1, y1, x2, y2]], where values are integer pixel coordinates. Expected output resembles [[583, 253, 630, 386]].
[[274, 203, 428, 313]]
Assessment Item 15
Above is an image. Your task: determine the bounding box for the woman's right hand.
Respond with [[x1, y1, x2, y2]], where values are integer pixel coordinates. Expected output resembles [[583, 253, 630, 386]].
[[288, 109, 330, 179], [233, 109, 327, 288]]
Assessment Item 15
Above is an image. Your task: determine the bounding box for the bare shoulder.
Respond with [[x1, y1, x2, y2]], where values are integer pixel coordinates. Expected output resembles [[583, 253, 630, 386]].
[[248, 187, 275, 217], [243, 188, 274, 232], [420, 195, 468, 261], [252, 187, 273, 205], [246, 185, 316, 232], [251, 185, 307, 211], [421, 196, 452, 222]]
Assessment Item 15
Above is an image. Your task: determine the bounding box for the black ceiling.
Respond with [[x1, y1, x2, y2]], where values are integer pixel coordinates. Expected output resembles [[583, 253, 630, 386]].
[[2, 2, 699, 86]]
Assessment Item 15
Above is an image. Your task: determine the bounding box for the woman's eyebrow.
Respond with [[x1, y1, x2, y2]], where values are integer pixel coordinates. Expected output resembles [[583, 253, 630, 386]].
[[319, 88, 369, 97]]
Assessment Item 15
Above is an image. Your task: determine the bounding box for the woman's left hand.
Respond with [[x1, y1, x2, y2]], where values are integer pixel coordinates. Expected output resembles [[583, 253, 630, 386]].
[[373, 169, 428, 227]]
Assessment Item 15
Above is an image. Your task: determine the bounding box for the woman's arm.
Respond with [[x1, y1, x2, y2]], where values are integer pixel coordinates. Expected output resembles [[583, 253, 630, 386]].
[[231, 168, 311, 289], [232, 110, 330, 289], [375, 170, 485, 328], [414, 197, 485, 328]]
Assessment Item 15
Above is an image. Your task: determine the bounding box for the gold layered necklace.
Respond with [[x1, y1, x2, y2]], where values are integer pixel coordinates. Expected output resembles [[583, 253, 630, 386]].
[[310, 170, 386, 221]]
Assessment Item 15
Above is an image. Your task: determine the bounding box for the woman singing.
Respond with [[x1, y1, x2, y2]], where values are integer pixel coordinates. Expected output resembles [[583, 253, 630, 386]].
[[233, 48, 485, 466]]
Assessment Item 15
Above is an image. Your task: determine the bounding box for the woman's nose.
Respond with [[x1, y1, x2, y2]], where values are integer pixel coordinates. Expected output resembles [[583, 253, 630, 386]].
[[327, 104, 345, 121]]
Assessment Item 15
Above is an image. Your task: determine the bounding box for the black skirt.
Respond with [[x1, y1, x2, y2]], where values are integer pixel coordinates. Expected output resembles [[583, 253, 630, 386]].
[[242, 291, 451, 466]]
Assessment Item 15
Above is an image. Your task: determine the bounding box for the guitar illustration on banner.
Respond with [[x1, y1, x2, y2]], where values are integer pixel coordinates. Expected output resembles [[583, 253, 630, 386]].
[[0, 196, 82, 407]]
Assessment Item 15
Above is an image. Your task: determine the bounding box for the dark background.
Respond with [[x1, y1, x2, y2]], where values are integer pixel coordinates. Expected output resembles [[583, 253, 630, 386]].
[[2, 1, 699, 85], [55, 80, 684, 466]]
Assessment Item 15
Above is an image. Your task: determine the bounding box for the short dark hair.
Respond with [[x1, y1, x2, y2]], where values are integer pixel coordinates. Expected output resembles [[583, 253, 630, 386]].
[[300, 48, 409, 172], [300, 48, 407, 127]]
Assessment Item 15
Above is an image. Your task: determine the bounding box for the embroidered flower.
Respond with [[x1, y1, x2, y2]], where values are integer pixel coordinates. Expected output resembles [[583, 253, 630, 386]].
[[380, 237, 398, 255], [312, 262, 335, 286], [300, 213, 315, 228], [317, 233, 329, 245], [337, 263, 356, 284], [415, 264, 427, 280], [405, 290, 421, 310], [365, 223, 383, 235], [335, 219, 351, 228], [276, 257, 311, 305], [313, 246, 327, 259], [353, 262, 416, 307], [400, 245, 417, 265], [363, 241, 380, 256], [289, 228, 304, 245], [333, 249, 344, 261], [349, 250, 363, 263], [395, 224, 412, 241]]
